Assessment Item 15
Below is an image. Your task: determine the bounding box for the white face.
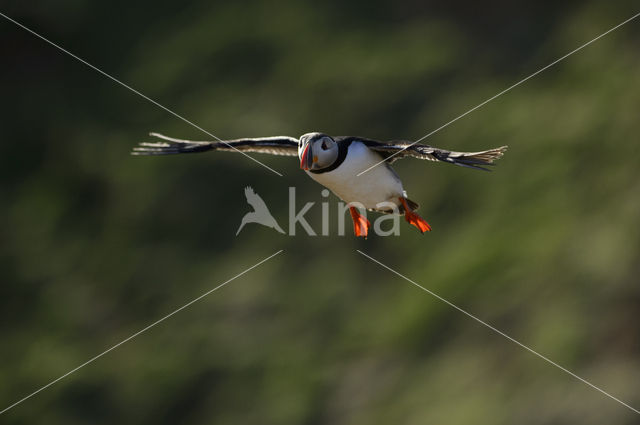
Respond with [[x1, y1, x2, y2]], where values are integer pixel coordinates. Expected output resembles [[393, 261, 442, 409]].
[[310, 136, 339, 169], [299, 134, 339, 171]]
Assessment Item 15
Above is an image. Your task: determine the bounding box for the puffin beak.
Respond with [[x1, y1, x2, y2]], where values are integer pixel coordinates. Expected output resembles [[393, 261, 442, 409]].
[[300, 143, 312, 170]]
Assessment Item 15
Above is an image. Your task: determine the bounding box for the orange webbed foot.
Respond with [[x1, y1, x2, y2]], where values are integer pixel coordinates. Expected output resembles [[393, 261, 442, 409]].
[[349, 206, 371, 238], [399, 197, 432, 234]]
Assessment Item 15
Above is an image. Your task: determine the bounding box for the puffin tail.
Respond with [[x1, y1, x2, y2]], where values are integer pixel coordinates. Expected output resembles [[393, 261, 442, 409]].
[[131, 133, 213, 156]]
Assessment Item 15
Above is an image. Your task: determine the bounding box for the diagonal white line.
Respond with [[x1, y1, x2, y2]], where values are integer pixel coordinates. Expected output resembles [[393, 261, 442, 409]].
[[356, 249, 640, 415], [0, 250, 283, 416], [0, 11, 284, 177], [357, 11, 640, 176]]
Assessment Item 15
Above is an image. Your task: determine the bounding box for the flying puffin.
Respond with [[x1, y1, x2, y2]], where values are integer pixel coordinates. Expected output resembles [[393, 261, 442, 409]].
[[133, 132, 507, 237]]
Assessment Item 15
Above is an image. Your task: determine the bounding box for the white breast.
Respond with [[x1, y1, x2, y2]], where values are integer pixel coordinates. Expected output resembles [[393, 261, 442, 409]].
[[306, 142, 405, 210]]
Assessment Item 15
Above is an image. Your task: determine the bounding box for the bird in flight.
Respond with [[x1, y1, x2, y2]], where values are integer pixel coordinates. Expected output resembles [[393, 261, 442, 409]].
[[133, 132, 507, 237], [236, 186, 285, 235]]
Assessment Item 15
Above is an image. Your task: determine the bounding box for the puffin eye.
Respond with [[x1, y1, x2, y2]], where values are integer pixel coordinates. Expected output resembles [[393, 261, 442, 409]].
[[321, 140, 329, 150]]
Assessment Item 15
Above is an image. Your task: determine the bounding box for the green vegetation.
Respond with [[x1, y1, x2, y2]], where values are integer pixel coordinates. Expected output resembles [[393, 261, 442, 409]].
[[1, 1, 639, 424]]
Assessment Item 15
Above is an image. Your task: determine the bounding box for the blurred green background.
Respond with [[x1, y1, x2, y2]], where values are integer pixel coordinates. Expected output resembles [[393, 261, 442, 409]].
[[1, 1, 639, 424]]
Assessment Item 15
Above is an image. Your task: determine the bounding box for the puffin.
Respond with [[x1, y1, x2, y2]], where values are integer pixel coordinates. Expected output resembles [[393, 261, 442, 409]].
[[133, 132, 507, 237]]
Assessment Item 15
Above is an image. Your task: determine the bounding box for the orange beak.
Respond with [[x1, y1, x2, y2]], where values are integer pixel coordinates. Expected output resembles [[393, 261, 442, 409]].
[[300, 144, 311, 170]]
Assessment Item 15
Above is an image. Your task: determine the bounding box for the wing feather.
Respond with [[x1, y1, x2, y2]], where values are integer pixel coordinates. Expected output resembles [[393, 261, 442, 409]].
[[359, 138, 507, 171], [132, 132, 299, 157]]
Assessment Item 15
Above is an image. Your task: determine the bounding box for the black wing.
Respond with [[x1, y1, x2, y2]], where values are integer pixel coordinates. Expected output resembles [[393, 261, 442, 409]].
[[358, 138, 508, 171], [132, 132, 299, 157]]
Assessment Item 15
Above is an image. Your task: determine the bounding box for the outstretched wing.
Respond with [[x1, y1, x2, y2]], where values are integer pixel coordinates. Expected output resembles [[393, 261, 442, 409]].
[[358, 138, 507, 171], [132, 132, 299, 157], [244, 186, 269, 212]]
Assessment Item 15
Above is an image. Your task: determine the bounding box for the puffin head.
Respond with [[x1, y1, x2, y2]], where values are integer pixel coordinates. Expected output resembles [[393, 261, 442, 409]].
[[298, 133, 339, 171]]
